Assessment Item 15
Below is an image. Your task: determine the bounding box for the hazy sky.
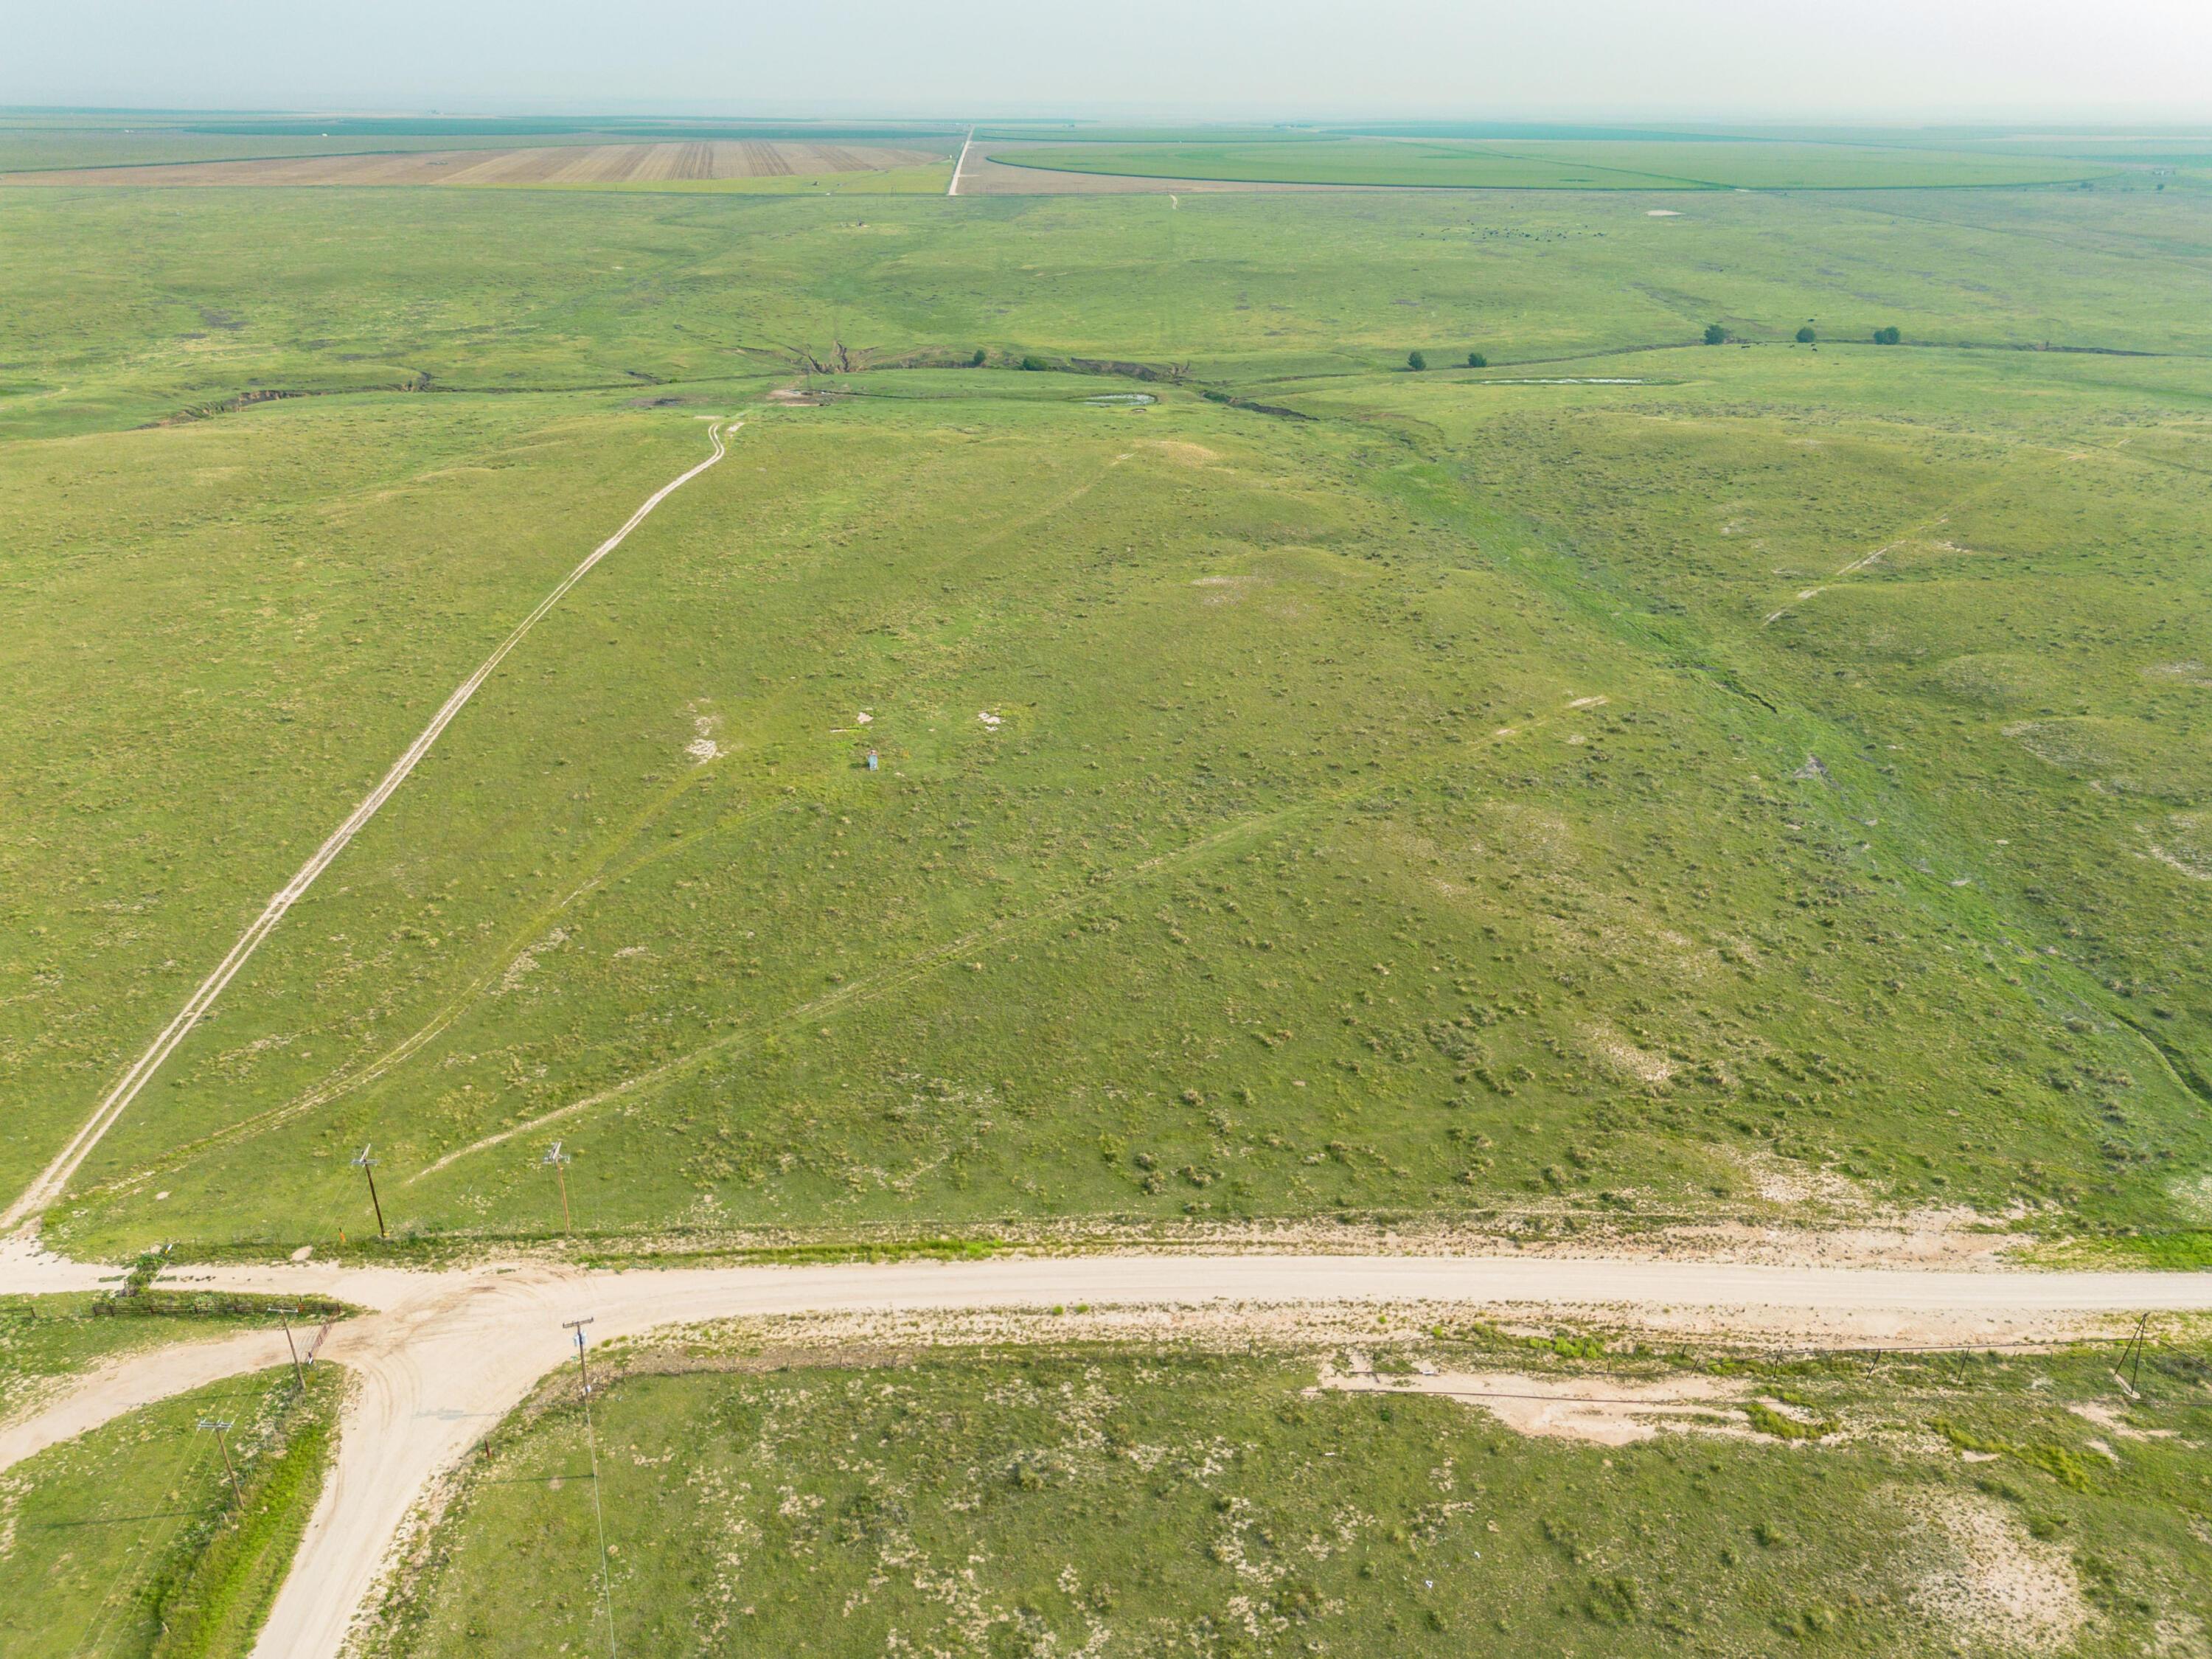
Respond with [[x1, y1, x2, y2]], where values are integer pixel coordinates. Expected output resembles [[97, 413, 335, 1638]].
[[10, 0, 2211, 122]]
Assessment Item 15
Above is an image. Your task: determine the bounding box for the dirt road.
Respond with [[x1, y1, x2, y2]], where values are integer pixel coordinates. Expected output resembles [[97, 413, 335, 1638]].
[[5, 1248, 2208, 1658], [947, 126, 974, 196], [0, 1327, 295, 1475], [0, 420, 739, 1237]]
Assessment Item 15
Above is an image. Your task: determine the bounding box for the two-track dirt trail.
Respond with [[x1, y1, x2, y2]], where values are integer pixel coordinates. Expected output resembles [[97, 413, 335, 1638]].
[[4, 1250, 2210, 1658], [0, 420, 740, 1237]]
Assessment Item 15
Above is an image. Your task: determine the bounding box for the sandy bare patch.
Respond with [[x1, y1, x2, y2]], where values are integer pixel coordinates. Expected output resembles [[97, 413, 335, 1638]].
[[686, 710, 723, 764], [2067, 1401, 2181, 1442], [1728, 1147, 1864, 1209], [2143, 659, 2211, 687], [1312, 1360, 1750, 1445], [1646, 208, 1681, 216], [1192, 573, 1261, 607], [498, 927, 567, 995], [1139, 438, 1220, 467], [2171, 1171, 2212, 1224], [1907, 1489, 2087, 1652], [1586, 1025, 1674, 1087], [2146, 842, 2212, 880], [2143, 813, 2212, 880]]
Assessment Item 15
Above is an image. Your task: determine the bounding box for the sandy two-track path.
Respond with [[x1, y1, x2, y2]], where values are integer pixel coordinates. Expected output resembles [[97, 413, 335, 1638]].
[[0, 420, 740, 1239], [4, 1249, 2210, 1658]]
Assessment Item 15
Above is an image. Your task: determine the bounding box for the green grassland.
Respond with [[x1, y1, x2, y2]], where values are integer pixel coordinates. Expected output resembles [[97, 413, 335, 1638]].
[[366, 1327, 2212, 1658], [510, 164, 955, 196], [0, 1362, 340, 1658], [3, 176, 2211, 1255], [6, 184, 2210, 439], [992, 137, 2116, 190]]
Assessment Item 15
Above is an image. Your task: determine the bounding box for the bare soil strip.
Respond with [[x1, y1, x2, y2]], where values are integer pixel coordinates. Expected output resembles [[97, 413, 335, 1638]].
[[1314, 1363, 1755, 1444], [0, 422, 739, 1236], [3, 1249, 2205, 1659]]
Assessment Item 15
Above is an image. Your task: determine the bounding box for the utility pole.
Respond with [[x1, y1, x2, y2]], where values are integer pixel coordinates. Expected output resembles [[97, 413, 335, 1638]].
[[564, 1315, 597, 1398], [198, 1419, 243, 1510], [564, 1316, 618, 1658], [352, 1144, 386, 1239], [543, 1141, 574, 1235], [2125, 1313, 2152, 1392], [276, 1307, 307, 1391]]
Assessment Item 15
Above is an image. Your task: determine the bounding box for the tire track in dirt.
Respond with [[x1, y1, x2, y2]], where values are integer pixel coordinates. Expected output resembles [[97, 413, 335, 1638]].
[[1, 422, 742, 1237]]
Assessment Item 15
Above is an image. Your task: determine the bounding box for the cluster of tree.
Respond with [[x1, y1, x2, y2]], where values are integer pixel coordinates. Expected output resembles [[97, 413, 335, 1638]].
[[1705, 322, 1902, 345], [1405, 350, 1491, 371]]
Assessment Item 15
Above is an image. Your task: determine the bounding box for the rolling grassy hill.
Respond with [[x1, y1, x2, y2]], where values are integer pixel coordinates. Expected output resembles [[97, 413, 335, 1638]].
[[1, 174, 2208, 1259]]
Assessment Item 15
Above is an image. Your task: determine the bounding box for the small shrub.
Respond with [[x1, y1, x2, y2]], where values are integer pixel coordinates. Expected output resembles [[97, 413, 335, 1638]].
[[1585, 1574, 1640, 1625], [1277, 1580, 1324, 1620], [1703, 322, 1728, 345], [1019, 354, 1048, 371], [1873, 325, 1902, 345], [1745, 1399, 1837, 1440], [1467, 351, 1488, 367], [969, 347, 987, 366], [1795, 325, 1816, 343], [1407, 349, 1427, 371]]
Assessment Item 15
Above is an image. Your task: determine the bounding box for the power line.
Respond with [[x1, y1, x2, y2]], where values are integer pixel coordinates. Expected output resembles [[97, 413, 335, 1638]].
[[196, 1419, 243, 1510], [566, 1317, 618, 1659]]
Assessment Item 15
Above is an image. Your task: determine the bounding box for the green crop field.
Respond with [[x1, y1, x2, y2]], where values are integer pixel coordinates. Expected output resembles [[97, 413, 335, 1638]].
[[990, 137, 2117, 190], [0, 155, 2208, 1264], [364, 1322, 2212, 1658]]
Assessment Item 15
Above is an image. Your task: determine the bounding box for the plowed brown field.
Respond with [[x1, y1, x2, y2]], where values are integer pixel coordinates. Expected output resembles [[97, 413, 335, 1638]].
[[0, 139, 944, 187]]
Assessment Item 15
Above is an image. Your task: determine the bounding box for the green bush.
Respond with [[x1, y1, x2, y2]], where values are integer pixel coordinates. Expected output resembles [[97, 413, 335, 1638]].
[[1745, 1400, 1838, 1440], [1703, 322, 1728, 345], [1795, 325, 1816, 343], [1873, 325, 1902, 344], [1467, 351, 1488, 367], [1407, 349, 1427, 371]]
